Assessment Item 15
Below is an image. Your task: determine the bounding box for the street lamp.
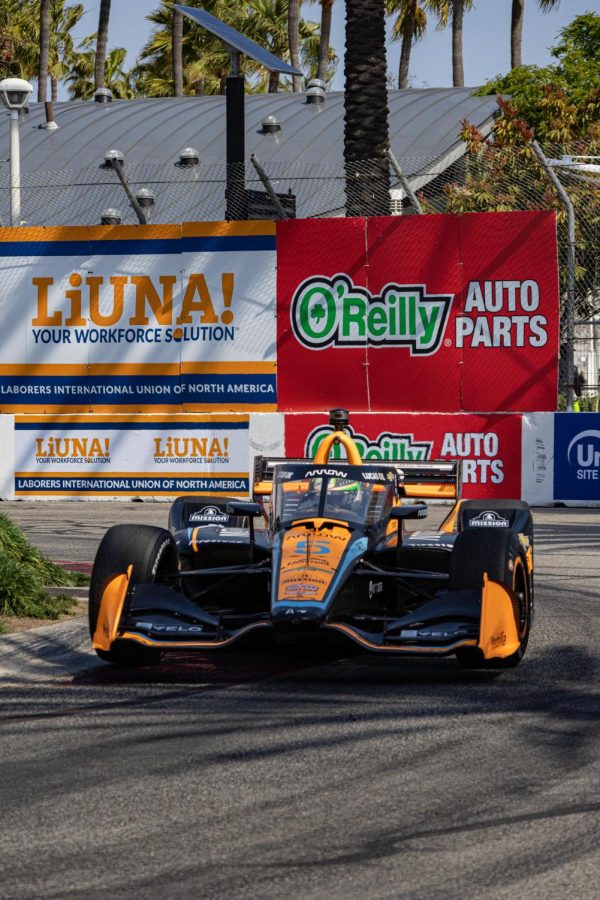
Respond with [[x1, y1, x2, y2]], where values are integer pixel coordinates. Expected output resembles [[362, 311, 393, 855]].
[[0, 77, 33, 226]]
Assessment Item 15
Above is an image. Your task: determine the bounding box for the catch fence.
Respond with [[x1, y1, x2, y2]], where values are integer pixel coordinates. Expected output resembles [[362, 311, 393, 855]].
[[1, 142, 597, 407]]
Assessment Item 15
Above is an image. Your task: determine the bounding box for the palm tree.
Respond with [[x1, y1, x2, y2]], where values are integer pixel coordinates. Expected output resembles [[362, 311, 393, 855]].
[[344, 0, 390, 216], [287, 0, 302, 91], [0, 1, 37, 77], [38, 0, 50, 101], [386, 0, 428, 89], [172, 3, 183, 96], [316, 0, 334, 82], [68, 43, 134, 99], [94, 0, 111, 90], [511, 0, 561, 69], [430, 0, 474, 87], [47, 1, 84, 102]]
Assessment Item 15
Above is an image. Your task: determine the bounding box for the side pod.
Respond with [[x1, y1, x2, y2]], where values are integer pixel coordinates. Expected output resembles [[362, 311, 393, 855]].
[[478, 573, 521, 659], [92, 566, 132, 652]]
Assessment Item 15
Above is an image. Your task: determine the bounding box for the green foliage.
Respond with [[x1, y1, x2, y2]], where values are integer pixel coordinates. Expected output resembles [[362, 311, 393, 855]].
[[474, 13, 600, 142], [0, 513, 85, 619]]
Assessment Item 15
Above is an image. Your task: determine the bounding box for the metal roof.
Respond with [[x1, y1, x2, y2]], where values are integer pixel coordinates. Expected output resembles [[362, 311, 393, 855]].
[[0, 89, 500, 225]]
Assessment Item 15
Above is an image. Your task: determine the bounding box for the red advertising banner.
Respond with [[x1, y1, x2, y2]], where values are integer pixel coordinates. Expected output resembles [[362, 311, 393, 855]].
[[277, 211, 559, 413], [285, 412, 523, 500]]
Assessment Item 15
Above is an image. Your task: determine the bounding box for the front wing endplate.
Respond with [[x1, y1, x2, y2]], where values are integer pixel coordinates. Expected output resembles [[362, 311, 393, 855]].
[[479, 573, 520, 659]]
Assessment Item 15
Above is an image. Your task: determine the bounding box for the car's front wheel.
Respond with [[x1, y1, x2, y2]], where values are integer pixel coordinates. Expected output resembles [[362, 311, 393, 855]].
[[89, 524, 178, 666], [450, 529, 532, 670]]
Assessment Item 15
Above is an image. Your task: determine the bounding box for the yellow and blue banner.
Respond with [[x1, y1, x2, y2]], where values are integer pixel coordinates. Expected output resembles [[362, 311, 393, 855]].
[[14, 413, 249, 496], [0, 222, 276, 413]]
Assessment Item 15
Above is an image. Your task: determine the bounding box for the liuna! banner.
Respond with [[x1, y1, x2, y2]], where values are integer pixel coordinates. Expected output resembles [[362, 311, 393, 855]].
[[0, 222, 276, 413], [285, 412, 523, 500], [14, 414, 250, 496], [277, 211, 559, 413]]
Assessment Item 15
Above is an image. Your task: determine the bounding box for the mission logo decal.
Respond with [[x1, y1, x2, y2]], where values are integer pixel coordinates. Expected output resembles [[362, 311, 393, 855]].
[[468, 511, 510, 528], [291, 274, 453, 355]]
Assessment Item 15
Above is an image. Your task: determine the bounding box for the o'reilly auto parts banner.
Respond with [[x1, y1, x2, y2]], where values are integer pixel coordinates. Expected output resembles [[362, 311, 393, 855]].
[[285, 413, 522, 500], [277, 211, 559, 413], [14, 415, 249, 496], [0, 222, 276, 413]]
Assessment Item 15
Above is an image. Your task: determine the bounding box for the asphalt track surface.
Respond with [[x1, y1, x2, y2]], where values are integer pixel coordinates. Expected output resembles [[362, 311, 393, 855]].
[[0, 503, 598, 900]]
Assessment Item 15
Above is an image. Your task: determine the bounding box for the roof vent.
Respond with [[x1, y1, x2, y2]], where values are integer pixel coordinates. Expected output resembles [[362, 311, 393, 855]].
[[135, 188, 155, 209], [260, 114, 281, 135], [305, 78, 326, 104], [93, 87, 113, 104], [178, 147, 200, 167], [100, 208, 122, 225], [103, 148, 124, 168]]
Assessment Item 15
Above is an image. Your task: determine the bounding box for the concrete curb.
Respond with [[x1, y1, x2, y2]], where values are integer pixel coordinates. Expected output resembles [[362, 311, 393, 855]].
[[0, 616, 102, 682]]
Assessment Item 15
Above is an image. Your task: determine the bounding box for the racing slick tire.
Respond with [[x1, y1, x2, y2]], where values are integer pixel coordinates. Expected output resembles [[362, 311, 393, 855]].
[[449, 529, 532, 670], [89, 524, 179, 666]]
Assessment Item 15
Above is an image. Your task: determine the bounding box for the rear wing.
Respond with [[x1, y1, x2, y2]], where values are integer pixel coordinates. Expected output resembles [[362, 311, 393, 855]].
[[252, 457, 461, 501]]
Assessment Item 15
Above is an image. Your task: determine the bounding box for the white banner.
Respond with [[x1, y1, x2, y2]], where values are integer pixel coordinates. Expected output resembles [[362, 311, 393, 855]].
[[14, 414, 249, 497], [0, 223, 276, 412]]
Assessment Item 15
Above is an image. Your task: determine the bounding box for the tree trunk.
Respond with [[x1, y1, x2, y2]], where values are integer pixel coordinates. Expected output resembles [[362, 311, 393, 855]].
[[344, 0, 390, 217], [193, 79, 205, 95], [51, 77, 57, 103], [94, 0, 112, 91], [268, 70, 279, 93], [38, 0, 50, 102], [452, 0, 465, 87], [288, 0, 302, 92], [317, 0, 334, 83], [511, 0, 524, 69], [172, 6, 184, 96], [398, 0, 417, 89]]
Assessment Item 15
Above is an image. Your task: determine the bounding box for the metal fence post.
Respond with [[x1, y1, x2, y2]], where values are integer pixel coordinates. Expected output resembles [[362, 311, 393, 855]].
[[531, 140, 576, 412], [387, 148, 423, 215]]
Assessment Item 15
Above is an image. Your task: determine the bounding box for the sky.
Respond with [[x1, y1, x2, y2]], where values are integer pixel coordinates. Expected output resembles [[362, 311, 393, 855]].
[[67, 0, 596, 95]]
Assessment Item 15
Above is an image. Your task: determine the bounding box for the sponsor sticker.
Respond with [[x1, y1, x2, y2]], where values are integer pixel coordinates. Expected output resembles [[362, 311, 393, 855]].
[[468, 511, 510, 528], [554, 415, 600, 501]]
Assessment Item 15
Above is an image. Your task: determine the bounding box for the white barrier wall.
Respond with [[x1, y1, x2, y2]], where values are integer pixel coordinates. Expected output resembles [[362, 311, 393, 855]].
[[1, 411, 599, 506], [0, 415, 14, 500]]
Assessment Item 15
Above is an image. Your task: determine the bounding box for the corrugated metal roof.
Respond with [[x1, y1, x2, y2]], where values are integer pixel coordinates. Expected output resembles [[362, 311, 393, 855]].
[[0, 88, 499, 225]]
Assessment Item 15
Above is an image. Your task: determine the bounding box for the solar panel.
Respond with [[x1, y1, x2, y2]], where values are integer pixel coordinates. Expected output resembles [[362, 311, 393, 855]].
[[174, 5, 303, 76]]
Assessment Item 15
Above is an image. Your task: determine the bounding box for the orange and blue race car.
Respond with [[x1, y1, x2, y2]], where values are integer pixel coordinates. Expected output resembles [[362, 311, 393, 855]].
[[89, 409, 534, 670]]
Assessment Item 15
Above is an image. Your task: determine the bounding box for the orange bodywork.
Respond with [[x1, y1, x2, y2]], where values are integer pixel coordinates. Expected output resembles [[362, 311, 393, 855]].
[[277, 519, 353, 602], [92, 566, 132, 651]]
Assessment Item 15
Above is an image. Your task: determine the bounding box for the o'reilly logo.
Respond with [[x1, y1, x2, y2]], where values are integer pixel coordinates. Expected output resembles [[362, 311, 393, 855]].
[[291, 274, 453, 355], [306, 425, 432, 462]]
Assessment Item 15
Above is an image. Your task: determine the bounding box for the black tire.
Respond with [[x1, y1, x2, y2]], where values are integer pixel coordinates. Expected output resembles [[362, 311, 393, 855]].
[[450, 529, 532, 669], [89, 524, 179, 666]]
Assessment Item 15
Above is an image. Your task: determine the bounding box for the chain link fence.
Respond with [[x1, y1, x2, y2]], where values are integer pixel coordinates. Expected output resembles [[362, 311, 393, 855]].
[[1, 143, 597, 407]]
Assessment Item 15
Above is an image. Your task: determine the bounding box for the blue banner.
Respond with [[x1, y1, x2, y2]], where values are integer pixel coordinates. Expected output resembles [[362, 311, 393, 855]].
[[554, 413, 600, 501]]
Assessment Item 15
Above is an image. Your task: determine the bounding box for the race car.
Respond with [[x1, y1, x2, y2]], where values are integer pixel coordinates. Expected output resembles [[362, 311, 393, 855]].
[[89, 409, 533, 670]]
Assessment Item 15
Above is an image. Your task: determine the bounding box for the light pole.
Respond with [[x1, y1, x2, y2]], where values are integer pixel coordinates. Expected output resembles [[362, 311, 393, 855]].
[[0, 78, 33, 226]]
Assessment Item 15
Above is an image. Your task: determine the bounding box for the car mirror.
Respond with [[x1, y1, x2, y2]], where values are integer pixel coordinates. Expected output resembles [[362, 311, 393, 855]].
[[390, 504, 428, 521], [226, 501, 262, 518]]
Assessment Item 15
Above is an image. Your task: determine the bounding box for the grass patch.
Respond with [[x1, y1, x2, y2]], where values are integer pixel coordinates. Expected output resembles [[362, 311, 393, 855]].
[[0, 513, 85, 619]]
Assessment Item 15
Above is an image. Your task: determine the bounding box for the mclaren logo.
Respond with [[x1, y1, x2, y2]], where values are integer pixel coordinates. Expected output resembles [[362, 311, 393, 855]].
[[469, 511, 510, 528], [291, 274, 453, 355]]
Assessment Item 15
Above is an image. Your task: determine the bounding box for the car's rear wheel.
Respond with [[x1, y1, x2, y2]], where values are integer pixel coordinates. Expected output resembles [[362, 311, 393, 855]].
[[89, 524, 178, 666], [450, 529, 532, 669]]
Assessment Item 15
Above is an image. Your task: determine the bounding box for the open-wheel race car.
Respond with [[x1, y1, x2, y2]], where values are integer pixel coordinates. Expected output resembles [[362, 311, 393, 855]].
[[90, 409, 534, 670]]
